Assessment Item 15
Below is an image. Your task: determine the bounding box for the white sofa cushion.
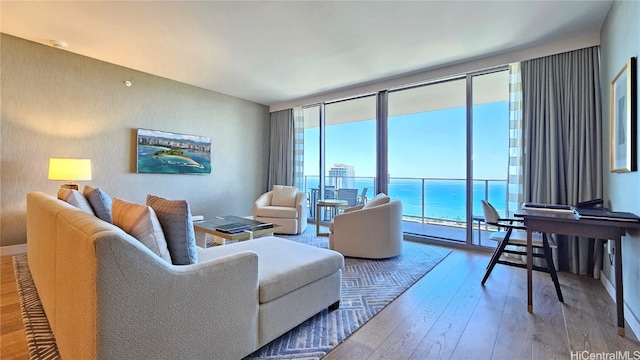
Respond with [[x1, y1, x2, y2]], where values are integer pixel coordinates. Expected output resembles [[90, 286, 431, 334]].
[[363, 192, 390, 209], [57, 188, 95, 216], [112, 198, 172, 263], [146, 194, 198, 265], [198, 237, 344, 303], [83, 185, 112, 223], [271, 185, 297, 207]]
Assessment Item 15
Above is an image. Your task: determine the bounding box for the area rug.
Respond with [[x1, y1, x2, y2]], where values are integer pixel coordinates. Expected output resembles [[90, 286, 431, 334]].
[[13, 229, 450, 360]]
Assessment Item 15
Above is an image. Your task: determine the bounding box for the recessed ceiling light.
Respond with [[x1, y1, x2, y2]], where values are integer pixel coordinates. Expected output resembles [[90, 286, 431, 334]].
[[50, 40, 68, 49]]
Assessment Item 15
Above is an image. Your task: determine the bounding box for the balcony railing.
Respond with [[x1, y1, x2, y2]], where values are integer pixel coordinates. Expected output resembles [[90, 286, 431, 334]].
[[303, 175, 507, 226]]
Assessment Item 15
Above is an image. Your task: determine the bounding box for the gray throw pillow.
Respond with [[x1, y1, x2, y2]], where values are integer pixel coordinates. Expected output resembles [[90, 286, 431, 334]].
[[57, 188, 96, 216], [146, 194, 198, 265], [83, 185, 112, 223]]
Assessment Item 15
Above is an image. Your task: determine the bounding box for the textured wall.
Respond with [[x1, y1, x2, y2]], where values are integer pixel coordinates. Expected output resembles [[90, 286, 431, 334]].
[[0, 34, 270, 246], [600, 0, 640, 332]]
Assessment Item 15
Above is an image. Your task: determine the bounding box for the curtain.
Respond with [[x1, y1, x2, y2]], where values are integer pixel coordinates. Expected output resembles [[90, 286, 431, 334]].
[[507, 63, 524, 218], [293, 106, 305, 191], [268, 109, 295, 189], [521, 46, 604, 278]]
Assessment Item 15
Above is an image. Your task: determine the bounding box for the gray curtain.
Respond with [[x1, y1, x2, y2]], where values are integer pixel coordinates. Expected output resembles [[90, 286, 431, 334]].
[[268, 109, 295, 189], [521, 46, 604, 278]]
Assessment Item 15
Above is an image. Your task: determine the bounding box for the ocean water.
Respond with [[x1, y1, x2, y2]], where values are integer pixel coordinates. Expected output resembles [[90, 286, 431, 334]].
[[304, 177, 507, 221]]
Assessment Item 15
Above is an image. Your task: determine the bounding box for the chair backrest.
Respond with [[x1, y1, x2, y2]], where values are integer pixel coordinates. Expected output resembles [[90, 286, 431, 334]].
[[337, 188, 358, 206], [481, 200, 501, 225], [359, 188, 368, 204]]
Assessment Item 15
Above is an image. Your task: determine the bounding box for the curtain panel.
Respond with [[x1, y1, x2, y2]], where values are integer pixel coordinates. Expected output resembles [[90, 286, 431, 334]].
[[268, 109, 295, 189], [521, 46, 603, 278], [507, 63, 524, 218]]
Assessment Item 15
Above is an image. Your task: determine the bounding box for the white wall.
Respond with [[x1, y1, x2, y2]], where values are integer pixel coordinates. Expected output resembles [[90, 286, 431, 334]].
[[270, 33, 601, 112], [600, 0, 640, 334], [0, 34, 271, 247]]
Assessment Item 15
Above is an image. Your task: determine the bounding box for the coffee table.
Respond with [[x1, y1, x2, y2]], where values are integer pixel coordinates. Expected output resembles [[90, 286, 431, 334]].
[[193, 215, 284, 246]]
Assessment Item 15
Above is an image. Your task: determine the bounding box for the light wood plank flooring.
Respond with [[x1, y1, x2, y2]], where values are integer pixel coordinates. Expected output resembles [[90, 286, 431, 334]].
[[2, 245, 640, 359]]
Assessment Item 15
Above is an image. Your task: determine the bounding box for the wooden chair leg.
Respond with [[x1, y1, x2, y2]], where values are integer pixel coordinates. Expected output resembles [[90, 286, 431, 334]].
[[482, 229, 512, 286], [542, 233, 564, 302]]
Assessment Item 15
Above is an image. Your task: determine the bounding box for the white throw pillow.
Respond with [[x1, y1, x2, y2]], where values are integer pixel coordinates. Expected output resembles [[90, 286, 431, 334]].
[[57, 188, 96, 216], [146, 194, 198, 265], [363, 192, 390, 209], [271, 185, 297, 207], [112, 198, 172, 263]]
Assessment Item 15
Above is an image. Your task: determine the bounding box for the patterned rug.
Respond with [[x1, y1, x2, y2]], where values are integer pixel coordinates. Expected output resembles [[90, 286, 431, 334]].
[[13, 228, 450, 360]]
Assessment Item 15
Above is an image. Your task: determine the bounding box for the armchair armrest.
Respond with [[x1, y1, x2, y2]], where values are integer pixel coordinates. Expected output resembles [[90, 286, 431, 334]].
[[254, 191, 273, 214], [295, 191, 307, 224], [344, 204, 364, 213]]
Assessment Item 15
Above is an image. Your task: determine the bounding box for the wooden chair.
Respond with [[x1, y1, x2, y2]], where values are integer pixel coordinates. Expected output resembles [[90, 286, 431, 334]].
[[481, 200, 563, 302]]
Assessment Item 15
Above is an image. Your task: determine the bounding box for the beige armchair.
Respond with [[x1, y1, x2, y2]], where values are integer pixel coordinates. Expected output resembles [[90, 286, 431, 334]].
[[329, 194, 403, 259], [253, 185, 307, 235]]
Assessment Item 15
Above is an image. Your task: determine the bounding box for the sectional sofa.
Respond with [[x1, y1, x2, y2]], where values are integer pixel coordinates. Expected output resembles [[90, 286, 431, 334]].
[[26, 191, 344, 359]]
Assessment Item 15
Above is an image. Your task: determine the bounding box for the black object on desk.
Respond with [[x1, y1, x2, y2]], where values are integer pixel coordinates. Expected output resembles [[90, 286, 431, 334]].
[[574, 208, 640, 222]]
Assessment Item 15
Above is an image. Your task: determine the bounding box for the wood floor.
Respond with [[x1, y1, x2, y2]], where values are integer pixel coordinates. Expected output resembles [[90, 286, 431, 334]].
[[2, 245, 640, 359]]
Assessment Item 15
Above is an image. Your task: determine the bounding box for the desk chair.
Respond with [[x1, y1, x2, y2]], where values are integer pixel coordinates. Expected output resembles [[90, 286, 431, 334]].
[[481, 200, 563, 302]]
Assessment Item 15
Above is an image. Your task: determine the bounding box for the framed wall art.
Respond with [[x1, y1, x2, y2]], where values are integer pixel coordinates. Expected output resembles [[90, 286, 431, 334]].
[[136, 128, 211, 174], [610, 57, 637, 172]]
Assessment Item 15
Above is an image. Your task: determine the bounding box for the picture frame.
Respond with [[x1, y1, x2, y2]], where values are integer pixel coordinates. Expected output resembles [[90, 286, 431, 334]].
[[610, 57, 637, 172], [136, 128, 211, 174]]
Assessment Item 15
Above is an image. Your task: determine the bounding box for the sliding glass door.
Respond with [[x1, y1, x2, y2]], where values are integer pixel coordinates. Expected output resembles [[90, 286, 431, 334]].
[[388, 79, 468, 241], [302, 67, 510, 247], [303, 97, 377, 221], [471, 70, 509, 246]]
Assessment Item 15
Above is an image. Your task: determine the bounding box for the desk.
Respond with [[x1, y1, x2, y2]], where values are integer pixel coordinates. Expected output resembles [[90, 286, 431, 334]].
[[519, 209, 640, 336]]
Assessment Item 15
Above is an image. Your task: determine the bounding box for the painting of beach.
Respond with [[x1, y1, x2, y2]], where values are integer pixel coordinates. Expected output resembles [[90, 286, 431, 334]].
[[136, 128, 211, 174]]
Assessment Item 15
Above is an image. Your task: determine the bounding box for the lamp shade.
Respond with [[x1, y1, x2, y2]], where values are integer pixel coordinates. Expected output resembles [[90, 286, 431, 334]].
[[48, 158, 92, 183]]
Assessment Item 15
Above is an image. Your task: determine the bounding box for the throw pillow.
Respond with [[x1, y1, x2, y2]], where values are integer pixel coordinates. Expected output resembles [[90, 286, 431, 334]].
[[57, 188, 96, 216], [271, 185, 297, 207], [112, 198, 172, 263], [83, 185, 113, 223], [363, 192, 390, 209], [146, 194, 198, 265]]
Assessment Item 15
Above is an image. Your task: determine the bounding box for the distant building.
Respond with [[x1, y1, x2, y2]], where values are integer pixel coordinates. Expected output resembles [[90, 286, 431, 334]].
[[329, 164, 355, 189]]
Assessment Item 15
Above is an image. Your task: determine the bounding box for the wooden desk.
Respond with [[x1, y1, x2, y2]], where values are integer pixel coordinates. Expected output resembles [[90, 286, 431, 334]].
[[519, 209, 640, 336]]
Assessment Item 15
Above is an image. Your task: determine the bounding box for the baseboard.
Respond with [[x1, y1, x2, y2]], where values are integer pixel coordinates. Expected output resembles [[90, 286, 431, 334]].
[[600, 270, 640, 338], [0, 244, 27, 256]]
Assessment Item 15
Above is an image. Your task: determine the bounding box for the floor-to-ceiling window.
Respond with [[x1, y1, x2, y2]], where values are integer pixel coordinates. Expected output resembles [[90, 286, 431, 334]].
[[303, 97, 377, 222], [301, 66, 509, 248], [388, 79, 468, 241], [471, 69, 509, 246]]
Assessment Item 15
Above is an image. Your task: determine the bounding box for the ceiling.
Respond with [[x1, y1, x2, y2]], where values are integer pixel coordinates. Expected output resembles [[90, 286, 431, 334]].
[[0, 1, 613, 107]]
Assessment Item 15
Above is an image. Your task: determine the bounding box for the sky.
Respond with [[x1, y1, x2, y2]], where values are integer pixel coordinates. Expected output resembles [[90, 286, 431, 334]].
[[304, 101, 509, 181]]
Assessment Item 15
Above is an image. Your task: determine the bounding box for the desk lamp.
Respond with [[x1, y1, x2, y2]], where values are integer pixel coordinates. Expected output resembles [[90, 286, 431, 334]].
[[48, 158, 92, 190]]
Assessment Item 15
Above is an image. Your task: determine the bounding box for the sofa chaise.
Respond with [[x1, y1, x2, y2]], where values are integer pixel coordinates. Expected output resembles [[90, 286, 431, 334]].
[[26, 191, 343, 359]]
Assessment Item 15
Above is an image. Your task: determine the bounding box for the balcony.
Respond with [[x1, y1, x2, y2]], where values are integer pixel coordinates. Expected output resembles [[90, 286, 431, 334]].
[[303, 175, 506, 248]]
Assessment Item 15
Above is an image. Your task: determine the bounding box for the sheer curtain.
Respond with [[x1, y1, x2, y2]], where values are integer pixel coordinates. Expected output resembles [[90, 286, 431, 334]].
[[267, 107, 305, 191], [521, 46, 604, 278], [507, 63, 524, 218]]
